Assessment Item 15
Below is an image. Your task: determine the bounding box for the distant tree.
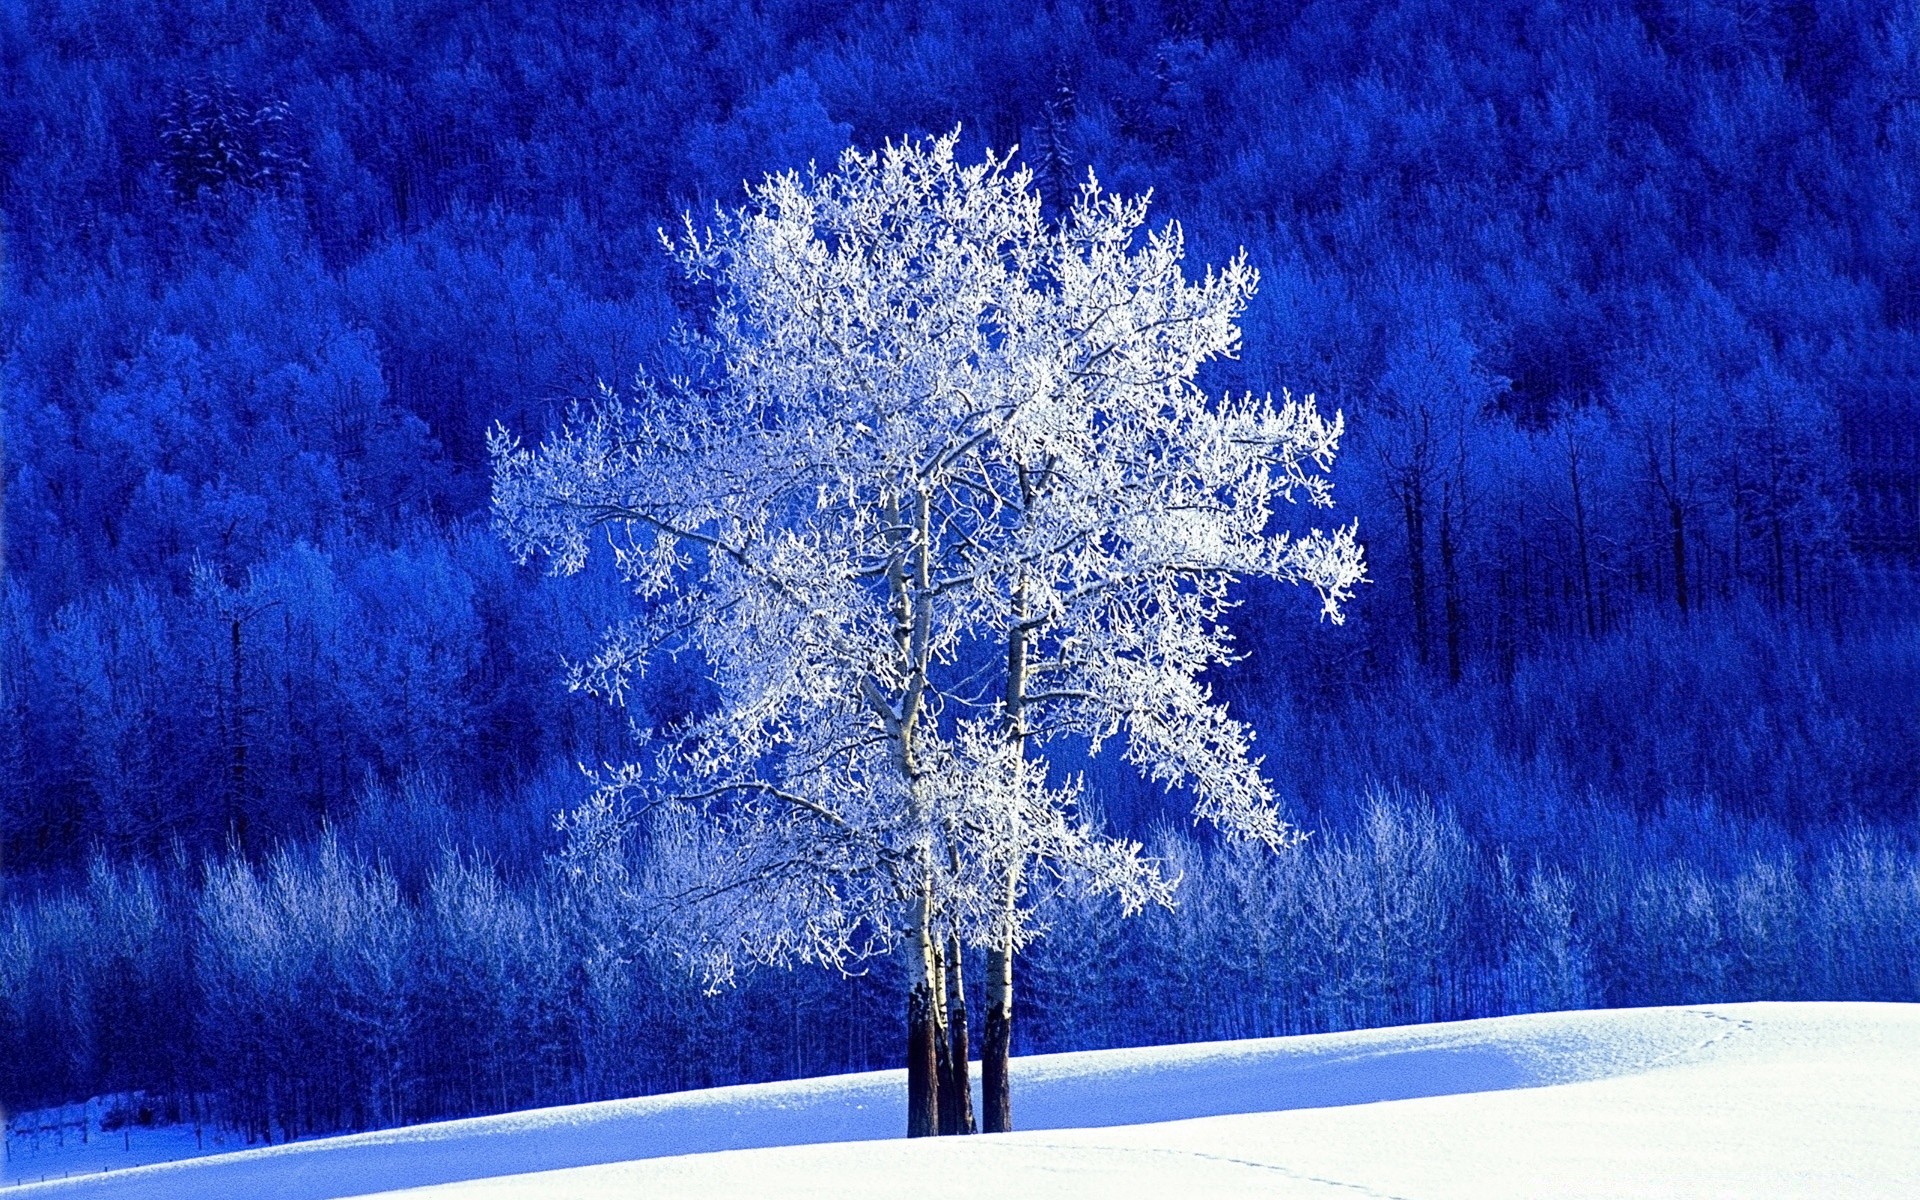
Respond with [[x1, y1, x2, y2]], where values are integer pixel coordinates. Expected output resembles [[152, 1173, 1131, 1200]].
[[1365, 287, 1500, 673], [1724, 370, 1849, 611], [493, 130, 1364, 1135], [192, 560, 283, 852], [1034, 68, 1078, 211]]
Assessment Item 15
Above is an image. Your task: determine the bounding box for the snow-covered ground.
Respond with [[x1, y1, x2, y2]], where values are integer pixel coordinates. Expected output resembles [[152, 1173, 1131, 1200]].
[[2, 1107, 243, 1189], [7, 1002, 1916, 1198]]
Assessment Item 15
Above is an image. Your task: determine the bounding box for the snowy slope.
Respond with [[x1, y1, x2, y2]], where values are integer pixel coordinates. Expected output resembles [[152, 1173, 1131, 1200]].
[[9, 1002, 1917, 1199]]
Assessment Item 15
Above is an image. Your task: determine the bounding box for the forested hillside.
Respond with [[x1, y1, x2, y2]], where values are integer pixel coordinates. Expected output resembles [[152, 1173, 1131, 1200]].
[[3, 0, 1917, 1140]]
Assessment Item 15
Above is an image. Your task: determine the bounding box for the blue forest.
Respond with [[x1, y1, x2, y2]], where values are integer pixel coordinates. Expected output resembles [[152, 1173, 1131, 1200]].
[[1, 0, 1916, 1145]]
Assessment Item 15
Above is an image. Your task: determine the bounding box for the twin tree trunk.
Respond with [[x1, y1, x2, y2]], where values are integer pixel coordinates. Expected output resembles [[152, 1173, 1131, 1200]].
[[938, 935, 976, 1135], [902, 484, 1031, 1137], [904, 912, 980, 1136], [904, 882, 942, 1137], [892, 485, 977, 1138]]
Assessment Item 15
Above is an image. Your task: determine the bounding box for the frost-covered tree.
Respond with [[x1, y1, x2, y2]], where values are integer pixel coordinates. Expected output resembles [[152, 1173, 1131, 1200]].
[[494, 135, 1045, 1136], [490, 131, 1364, 1135], [931, 175, 1366, 1127]]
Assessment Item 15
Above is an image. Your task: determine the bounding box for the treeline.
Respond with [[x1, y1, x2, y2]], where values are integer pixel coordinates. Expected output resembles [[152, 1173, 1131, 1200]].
[[0, 530, 636, 867], [4, 0, 1919, 1131], [1026, 793, 1920, 1049], [5, 0, 1918, 871], [7, 778, 1917, 1140], [6, 608, 1915, 1134]]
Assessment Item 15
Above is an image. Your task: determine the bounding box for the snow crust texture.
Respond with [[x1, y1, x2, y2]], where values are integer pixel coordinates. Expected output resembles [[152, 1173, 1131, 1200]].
[[8, 1002, 1916, 1199]]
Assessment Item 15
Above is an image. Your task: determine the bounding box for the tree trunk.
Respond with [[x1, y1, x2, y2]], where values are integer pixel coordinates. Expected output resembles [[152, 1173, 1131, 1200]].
[[982, 942, 1012, 1133], [903, 882, 940, 1138], [982, 549, 1028, 1137], [941, 934, 975, 1133], [1669, 497, 1689, 615], [1440, 486, 1462, 683], [891, 485, 943, 1139], [1567, 431, 1596, 637], [230, 614, 248, 848], [933, 942, 957, 1135], [1404, 485, 1430, 667]]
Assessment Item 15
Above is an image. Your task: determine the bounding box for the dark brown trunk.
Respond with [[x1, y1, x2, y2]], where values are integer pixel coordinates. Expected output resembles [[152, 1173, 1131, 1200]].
[[944, 933, 975, 1133], [904, 870, 941, 1138], [905, 979, 939, 1137], [934, 942, 957, 1135], [982, 945, 1012, 1133]]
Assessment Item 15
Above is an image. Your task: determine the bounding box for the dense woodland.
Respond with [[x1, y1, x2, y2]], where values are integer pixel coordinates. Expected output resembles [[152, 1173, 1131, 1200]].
[[2, 0, 1918, 1141]]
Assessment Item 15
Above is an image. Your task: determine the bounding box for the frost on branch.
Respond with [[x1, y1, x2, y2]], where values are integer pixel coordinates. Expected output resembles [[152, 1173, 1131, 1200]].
[[929, 719, 1176, 955], [490, 129, 1366, 992]]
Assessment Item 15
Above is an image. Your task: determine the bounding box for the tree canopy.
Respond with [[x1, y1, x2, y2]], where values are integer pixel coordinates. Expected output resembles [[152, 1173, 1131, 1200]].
[[492, 130, 1365, 1133]]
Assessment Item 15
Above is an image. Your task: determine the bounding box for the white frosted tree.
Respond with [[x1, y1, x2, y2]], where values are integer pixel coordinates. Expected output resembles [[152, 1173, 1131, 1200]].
[[912, 172, 1366, 1129], [489, 131, 1364, 1136]]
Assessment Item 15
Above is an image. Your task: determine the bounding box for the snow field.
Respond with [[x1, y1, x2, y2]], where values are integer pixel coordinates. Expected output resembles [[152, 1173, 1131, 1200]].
[[3, 1117, 238, 1189], [8, 1002, 1916, 1199]]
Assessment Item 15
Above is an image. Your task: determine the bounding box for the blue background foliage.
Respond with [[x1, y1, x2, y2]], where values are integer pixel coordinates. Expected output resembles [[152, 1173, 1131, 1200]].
[[2, 0, 1917, 1141]]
